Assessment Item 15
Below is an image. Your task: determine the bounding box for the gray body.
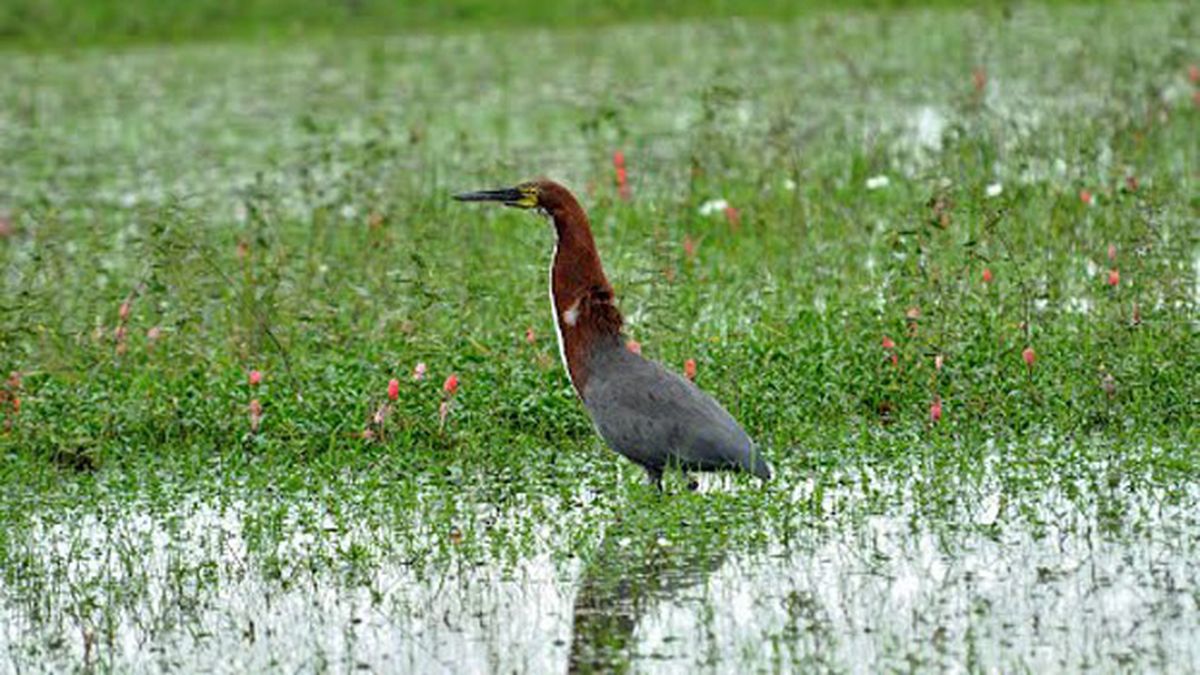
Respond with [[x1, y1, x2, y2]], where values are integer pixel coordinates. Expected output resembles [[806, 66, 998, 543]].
[[581, 339, 772, 484]]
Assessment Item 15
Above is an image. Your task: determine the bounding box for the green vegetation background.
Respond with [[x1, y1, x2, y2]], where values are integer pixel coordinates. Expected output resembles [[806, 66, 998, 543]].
[[1, 0, 1111, 47], [0, 2, 1197, 669]]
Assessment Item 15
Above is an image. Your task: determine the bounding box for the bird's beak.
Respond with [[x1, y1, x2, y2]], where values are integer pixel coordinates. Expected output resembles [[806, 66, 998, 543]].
[[453, 187, 532, 208]]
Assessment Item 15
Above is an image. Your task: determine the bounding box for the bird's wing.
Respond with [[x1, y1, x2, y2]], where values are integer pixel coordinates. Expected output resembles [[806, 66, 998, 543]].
[[581, 347, 762, 475]]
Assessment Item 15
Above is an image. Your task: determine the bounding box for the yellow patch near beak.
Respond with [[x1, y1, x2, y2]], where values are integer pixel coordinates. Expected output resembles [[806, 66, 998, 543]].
[[513, 186, 539, 209]]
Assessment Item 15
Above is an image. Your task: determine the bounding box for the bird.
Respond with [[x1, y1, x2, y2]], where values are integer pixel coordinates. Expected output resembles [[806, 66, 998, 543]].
[[454, 179, 771, 489]]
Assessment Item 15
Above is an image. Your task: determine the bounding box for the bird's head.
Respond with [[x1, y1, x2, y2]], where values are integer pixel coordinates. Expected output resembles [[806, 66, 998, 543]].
[[453, 179, 576, 213]]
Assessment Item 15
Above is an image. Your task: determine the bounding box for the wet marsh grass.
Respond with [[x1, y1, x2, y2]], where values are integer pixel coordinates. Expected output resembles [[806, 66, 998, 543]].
[[1, 1, 1199, 671]]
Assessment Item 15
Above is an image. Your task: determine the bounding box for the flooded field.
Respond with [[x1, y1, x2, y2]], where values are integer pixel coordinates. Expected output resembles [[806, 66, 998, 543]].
[[4, 439, 1198, 672], [1, 1, 1197, 673]]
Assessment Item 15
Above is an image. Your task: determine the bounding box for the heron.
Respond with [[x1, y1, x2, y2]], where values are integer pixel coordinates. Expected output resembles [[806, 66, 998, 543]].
[[454, 179, 771, 489]]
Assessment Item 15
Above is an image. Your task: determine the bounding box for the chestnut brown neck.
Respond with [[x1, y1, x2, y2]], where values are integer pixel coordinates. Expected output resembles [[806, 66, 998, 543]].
[[544, 184, 623, 394]]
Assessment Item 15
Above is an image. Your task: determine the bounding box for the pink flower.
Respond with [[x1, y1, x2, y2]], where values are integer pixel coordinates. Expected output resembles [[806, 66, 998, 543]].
[[360, 428, 376, 441], [146, 326, 162, 341], [1022, 346, 1036, 369], [113, 325, 127, 342], [412, 362, 427, 381], [613, 151, 630, 200], [1107, 268, 1120, 287], [118, 300, 131, 322], [881, 336, 898, 367], [626, 340, 642, 355], [1107, 243, 1117, 262], [248, 370, 263, 386], [934, 354, 944, 371], [683, 235, 697, 259], [443, 374, 459, 395], [387, 378, 400, 401], [982, 268, 993, 284], [1079, 189, 1094, 206], [684, 359, 697, 381], [929, 397, 942, 423], [905, 307, 920, 320], [972, 67, 986, 93], [525, 327, 536, 345], [723, 205, 740, 228]]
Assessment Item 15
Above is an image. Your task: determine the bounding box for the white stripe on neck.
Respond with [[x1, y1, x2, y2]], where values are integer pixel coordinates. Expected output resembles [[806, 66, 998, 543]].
[[549, 242, 572, 386]]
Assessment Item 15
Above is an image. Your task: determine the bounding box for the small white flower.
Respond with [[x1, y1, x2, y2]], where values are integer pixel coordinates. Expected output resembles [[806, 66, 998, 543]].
[[865, 175, 890, 190], [986, 183, 1003, 197], [782, 178, 797, 191], [698, 198, 729, 216]]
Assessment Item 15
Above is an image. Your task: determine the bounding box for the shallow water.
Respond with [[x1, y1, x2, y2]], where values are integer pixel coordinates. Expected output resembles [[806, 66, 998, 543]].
[[1, 3, 1196, 672], [1, 3, 1188, 219], [4, 450, 1197, 673]]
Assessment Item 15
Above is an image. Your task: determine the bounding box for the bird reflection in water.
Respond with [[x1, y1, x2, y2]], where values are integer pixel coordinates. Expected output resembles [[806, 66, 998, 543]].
[[567, 524, 727, 673]]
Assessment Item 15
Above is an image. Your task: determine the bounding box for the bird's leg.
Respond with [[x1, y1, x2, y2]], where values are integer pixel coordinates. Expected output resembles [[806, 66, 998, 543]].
[[644, 467, 663, 492]]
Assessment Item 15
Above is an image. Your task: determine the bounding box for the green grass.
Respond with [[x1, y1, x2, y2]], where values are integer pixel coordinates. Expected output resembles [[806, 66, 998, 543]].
[[0, 0, 1120, 48], [0, 1, 1198, 671]]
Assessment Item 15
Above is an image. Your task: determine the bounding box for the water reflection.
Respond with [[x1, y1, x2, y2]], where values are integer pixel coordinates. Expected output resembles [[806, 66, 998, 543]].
[[568, 523, 728, 673], [3, 457, 1199, 672]]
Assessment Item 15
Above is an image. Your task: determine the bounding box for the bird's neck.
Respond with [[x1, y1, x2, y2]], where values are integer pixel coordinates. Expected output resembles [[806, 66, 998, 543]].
[[548, 201, 624, 395]]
